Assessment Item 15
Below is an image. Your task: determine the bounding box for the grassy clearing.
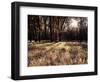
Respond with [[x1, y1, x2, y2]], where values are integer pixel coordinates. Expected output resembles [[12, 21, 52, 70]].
[[28, 41, 87, 66]]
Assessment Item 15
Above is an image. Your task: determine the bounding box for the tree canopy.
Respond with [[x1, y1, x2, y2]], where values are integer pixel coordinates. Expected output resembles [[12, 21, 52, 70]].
[[28, 15, 88, 42]]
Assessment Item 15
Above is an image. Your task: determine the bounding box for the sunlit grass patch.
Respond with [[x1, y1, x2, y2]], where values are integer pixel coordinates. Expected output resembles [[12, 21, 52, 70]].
[[28, 41, 87, 66]]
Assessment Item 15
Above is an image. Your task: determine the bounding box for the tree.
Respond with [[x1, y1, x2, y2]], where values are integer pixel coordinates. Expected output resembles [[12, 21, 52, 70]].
[[79, 17, 88, 42], [28, 15, 88, 42]]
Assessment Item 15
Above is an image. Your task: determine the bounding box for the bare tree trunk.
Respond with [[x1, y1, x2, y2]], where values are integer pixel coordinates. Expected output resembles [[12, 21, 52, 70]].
[[38, 16, 40, 42]]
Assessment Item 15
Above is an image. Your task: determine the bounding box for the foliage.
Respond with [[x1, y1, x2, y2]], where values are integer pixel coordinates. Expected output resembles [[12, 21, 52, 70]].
[[28, 15, 88, 42]]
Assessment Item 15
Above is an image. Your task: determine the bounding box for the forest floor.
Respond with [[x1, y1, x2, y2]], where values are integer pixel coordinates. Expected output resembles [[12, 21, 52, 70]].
[[28, 41, 87, 66]]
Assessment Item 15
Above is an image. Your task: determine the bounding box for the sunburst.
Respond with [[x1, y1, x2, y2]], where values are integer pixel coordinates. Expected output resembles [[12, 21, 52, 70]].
[[70, 18, 78, 28]]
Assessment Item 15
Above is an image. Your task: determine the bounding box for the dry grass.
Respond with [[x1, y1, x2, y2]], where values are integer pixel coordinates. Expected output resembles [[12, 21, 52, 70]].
[[28, 41, 87, 66]]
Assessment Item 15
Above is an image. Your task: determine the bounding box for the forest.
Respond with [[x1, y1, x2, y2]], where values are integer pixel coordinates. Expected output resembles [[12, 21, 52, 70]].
[[28, 15, 88, 66]]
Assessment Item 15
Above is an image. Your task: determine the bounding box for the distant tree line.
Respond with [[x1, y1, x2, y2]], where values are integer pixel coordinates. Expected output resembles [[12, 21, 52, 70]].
[[28, 15, 88, 42]]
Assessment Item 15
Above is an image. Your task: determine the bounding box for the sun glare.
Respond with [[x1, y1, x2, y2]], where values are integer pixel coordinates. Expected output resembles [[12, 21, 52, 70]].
[[70, 19, 78, 28]]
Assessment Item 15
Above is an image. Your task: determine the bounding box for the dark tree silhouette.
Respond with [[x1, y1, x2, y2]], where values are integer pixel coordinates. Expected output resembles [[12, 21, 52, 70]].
[[28, 15, 88, 42]]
